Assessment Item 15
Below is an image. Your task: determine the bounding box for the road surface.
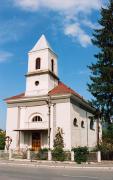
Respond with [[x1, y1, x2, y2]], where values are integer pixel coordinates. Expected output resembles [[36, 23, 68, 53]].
[[0, 164, 113, 180]]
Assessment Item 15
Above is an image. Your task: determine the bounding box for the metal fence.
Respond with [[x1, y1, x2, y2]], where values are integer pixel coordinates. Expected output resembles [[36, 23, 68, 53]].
[[101, 152, 113, 160], [0, 149, 101, 162], [30, 151, 48, 161], [0, 150, 9, 160], [65, 151, 71, 161], [12, 150, 27, 159], [88, 152, 97, 162]]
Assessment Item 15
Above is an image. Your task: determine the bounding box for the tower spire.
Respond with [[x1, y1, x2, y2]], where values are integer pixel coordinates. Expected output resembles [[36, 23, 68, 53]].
[[25, 34, 59, 96], [29, 34, 53, 52]]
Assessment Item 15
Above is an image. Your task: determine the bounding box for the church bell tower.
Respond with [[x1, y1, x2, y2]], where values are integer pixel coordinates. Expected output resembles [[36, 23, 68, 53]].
[[25, 35, 59, 96]]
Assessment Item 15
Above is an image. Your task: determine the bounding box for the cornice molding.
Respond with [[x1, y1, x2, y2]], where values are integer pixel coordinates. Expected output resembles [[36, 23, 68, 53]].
[[25, 69, 59, 81]]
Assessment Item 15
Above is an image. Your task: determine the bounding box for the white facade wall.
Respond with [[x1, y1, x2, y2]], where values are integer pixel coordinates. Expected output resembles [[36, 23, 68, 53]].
[[28, 50, 58, 75], [26, 74, 49, 96], [71, 103, 97, 148], [6, 104, 49, 149], [19, 105, 48, 148], [26, 74, 58, 96], [25, 48, 58, 97], [6, 107, 19, 149], [48, 50, 58, 75], [28, 50, 49, 73], [19, 105, 48, 129], [55, 102, 71, 150]]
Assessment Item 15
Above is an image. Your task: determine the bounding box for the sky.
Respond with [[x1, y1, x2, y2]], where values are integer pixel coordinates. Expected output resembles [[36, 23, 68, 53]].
[[0, 0, 108, 130]]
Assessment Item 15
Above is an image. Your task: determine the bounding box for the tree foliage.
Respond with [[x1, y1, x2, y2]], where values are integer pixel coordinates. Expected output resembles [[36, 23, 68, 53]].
[[52, 127, 65, 161], [99, 124, 113, 153], [0, 130, 6, 150], [53, 127, 64, 149], [72, 147, 89, 164], [88, 0, 113, 124]]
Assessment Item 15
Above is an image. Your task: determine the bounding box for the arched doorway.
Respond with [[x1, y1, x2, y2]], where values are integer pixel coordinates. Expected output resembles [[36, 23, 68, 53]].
[[31, 115, 42, 151]]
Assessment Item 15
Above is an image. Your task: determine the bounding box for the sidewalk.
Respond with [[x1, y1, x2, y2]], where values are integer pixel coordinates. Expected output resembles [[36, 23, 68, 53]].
[[0, 159, 113, 170]]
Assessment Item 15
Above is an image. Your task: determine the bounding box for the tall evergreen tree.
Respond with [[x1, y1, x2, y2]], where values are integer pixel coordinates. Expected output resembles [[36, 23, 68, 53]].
[[88, 0, 113, 124], [53, 127, 64, 149]]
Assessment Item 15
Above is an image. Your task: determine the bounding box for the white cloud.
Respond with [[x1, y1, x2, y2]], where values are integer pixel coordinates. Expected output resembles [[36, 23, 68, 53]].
[[11, 0, 104, 47], [13, 0, 40, 11], [0, 51, 13, 63], [13, 0, 101, 12], [82, 19, 99, 29], [64, 23, 91, 47]]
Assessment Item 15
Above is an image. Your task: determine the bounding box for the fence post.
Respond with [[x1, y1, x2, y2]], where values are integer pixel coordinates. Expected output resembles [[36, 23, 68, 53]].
[[27, 149, 31, 160], [97, 151, 101, 162], [48, 150, 52, 161], [9, 149, 13, 160], [71, 151, 74, 161]]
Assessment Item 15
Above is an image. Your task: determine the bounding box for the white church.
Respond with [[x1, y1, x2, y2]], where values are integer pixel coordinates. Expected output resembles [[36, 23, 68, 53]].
[[5, 35, 100, 151]]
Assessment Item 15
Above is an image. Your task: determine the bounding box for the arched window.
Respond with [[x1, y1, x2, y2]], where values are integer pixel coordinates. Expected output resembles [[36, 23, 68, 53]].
[[36, 58, 41, 70], [90, 119, 94, 130], [51, 59, 54, 72], [81, 121, 85, 128], [32, 116, 42, 122], [73, 118, 78, 127]]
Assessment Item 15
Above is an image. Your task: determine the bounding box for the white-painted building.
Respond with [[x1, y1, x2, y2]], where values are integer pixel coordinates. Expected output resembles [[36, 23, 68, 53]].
[[5, 35, 101, 151]]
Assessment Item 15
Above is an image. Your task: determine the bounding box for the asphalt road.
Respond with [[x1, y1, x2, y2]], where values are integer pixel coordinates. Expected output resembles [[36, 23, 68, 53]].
[[0, 164, 113, 180]]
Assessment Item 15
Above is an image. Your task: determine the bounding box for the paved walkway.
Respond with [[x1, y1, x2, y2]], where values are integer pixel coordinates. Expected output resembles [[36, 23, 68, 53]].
[[0, 159, 113, 169]]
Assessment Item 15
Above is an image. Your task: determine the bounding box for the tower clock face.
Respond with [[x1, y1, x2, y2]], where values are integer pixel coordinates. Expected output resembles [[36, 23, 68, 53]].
[[35, 81, 39, 86]]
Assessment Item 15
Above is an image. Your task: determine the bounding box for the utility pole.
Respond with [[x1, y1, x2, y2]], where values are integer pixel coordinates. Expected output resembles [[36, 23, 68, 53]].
[[46, 95, 51, 150], [86, 112, 89, 147], [95, 110, 100, 148], [97, 115, 100, 148]]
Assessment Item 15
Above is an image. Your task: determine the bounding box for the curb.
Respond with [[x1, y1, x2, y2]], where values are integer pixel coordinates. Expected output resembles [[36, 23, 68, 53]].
[[0, 162, 113, 170]]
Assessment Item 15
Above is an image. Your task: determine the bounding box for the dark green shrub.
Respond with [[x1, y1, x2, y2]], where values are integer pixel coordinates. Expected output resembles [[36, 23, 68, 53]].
[[72, 146, 89, 164], [0, 130, 5, 150], [52, 127, 65, 161], [52, 147, 65, 161]]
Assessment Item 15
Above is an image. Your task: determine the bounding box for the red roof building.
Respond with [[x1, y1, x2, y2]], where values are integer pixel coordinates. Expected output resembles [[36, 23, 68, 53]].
[[5, 35, 100, 152]]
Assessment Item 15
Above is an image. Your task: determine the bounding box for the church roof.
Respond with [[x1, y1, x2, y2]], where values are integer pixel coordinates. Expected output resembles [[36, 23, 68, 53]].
[[5, 82, 82, 101], [49, 82, 83, 99], [29, 34, 53, 52], [5, 93, 25, 101]]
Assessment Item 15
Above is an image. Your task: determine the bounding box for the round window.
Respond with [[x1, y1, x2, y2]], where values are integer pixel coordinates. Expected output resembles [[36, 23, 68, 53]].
[[35, 81, 39, 86]]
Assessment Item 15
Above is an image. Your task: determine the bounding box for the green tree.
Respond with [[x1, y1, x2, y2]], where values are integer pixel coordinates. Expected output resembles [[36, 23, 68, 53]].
[[88, 0, 113, 124], [53, 127, 64, 148], [0, 130, 6, 150], [52, 127, 65, 161], [98, 124, 113, 153]]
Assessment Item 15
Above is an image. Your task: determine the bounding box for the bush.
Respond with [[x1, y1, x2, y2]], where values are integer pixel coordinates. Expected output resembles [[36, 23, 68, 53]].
[[52, 147, 65, 161], [96, 125, 113, 159], [0, 130, 5, 150], [72, 146, 89, 164], [52, 127, 65, 161]]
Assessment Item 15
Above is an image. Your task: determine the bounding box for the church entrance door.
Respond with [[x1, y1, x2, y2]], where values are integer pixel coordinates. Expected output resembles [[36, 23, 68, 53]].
[[32, 132, 41, 151]]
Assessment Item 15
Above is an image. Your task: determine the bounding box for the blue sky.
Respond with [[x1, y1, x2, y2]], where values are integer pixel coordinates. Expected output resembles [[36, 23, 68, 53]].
[[0, 0, 108, 129]]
